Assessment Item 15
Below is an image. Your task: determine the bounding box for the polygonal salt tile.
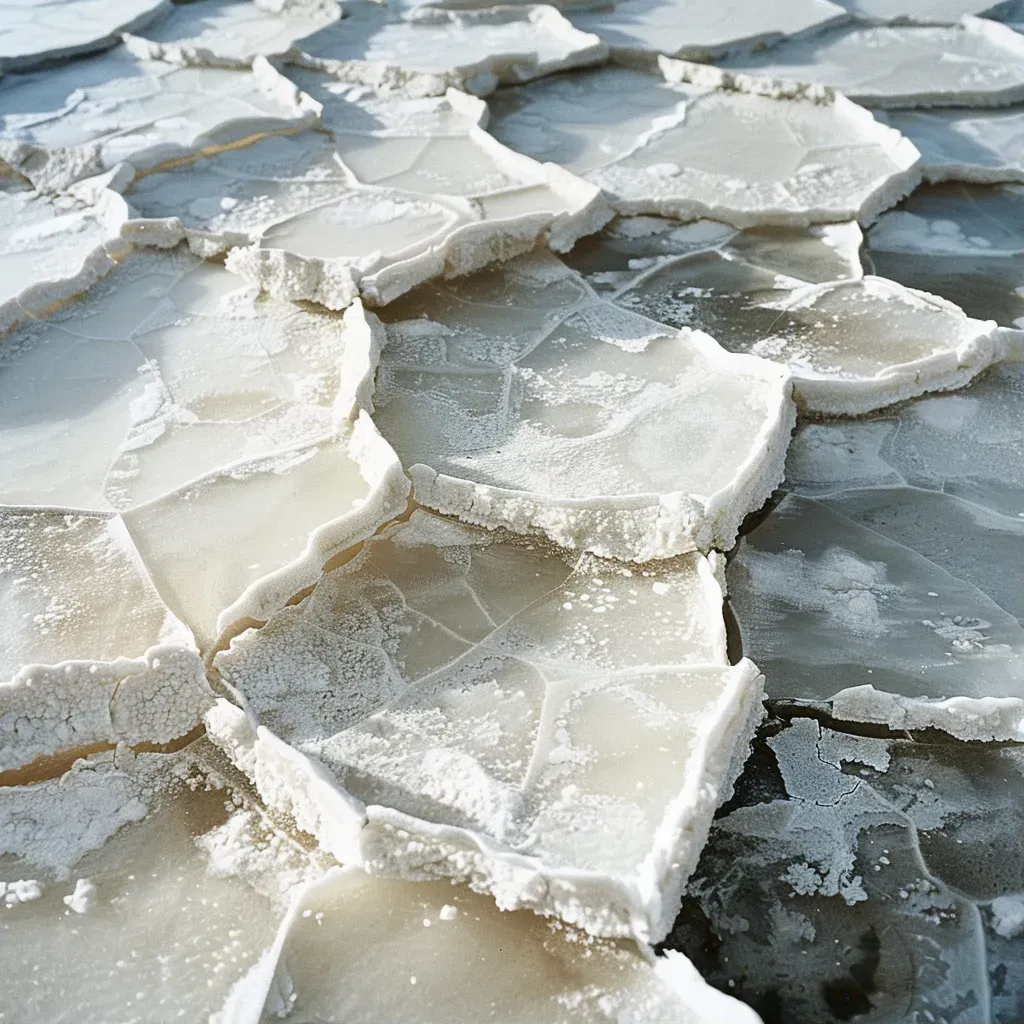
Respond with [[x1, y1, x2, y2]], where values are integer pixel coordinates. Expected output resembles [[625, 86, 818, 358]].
[[0, 742, 289, 1024], [203, 84, 610, 309], [488, 60, 921, 230], [722, 16, 1024, 108], [293, 3, 608, 98], [211, 509, 764, 942], [0, 48, 321, 193], [123, 0, 344, 68], [0, 0, 171, 71], [218, 866, 762, 1024], [0, 508, 212, 771], [0, 176, 130, 335], [879, 105, 1024, 184], [615, 253, 1010, 413], [0, 248, 408, 652], [569, 0, 849, 62], [363, 251, 793, 560], [866, 182, 1024, 327]]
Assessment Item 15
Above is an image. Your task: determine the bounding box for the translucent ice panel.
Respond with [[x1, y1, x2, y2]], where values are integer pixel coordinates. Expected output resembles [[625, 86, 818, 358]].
[[222, 866, 761, 1024], [0, 50, 320, 192], [489, 61, 921, 229], [213, 510, 763, 941], [367, 252, 794, 559], [723, 17, 1024, 109]]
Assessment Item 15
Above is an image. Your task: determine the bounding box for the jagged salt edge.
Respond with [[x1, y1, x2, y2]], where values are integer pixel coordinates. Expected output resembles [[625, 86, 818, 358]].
[[775, 276, 1012, 415]]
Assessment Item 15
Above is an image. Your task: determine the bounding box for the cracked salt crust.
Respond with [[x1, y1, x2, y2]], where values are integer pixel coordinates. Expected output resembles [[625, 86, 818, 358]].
[[723, 16, 1024, 109], [212, 509, 764, 942], [123, 0, 343, 68], [363, 251, 793, 560], [216, 866, 762, 1024], [0, 0, 171, 72], [0, 248, 408, 653], [0, 49, 321, 193], [569, 0, 849, 62], [488, 59, 922, 230], [292, 4, 608, 97]]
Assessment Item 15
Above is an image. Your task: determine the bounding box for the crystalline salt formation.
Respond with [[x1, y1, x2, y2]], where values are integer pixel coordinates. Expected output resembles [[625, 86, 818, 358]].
[[0, 0, 171, 71], [488, 60, 922, 229], [365, 251, 793, 559], [723, 17, 1024, 109], [0, 48, 321, 193], [203, 80, 610, 308], [212, 509, 764, 941], [0, 248, 407, 652], [294, 3, 608, 97], [221, 866, 762, 1023]]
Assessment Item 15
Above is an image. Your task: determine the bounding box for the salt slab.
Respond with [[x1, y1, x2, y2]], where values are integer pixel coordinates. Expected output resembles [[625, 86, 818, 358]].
[[220, 866, 762, 1023], [569, 0, 848, 62], [723, 16, 1024, 109], [294, 4, 608, 97], [488, 60, 921, 229], [0, 0, 171, 71], [210, 84, 610, 309], [0, 49, 321, 193], [212, 509, 765, 942], [0, 248, 408, 652], [365, 251, 794, 559]]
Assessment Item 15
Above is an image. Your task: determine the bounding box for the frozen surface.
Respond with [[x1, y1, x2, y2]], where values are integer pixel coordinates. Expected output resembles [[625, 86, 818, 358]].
[[723, 17, 1024, 108], [295, 4, 607, 97], [0, 49, 321, 192], [0, 248, 408, 651], [367, 252, 794, 559], [123, 0, 343, 67], [213, 509, 764, 941], [833, 0, 1015, 21], [0, 0, 171, 71], [489, 61, 922, 229], [222, 866, 761, 1024]]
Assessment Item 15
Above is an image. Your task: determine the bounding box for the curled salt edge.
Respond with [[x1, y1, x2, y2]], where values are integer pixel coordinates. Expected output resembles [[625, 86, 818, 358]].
[[204, 658, 766, 945]]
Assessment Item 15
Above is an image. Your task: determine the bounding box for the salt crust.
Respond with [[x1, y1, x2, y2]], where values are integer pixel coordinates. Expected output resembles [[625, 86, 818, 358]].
[[363, 251, 794, 560], [210, 510, 765, 943], [569, 0, 849, 62], [0, 0, 171, 72], [215, 866, 762, 1023], [489, 58, 922, 229], [723, 16, 1024, 109], [0, 249, 408, 656], [292, 5, 609, 98], [0, 50, 322, 193]]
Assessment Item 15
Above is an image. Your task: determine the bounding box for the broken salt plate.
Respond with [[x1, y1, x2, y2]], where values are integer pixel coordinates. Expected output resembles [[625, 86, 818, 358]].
[[866, 182, 1024, 327], [722, 16, 1024, 109], [123, 0, 344, 68], [0, 49, 321, 193], [211, 509, 764, 942], [294, 4, 608, 98], [488, 60, 921, 230], [0, 0, 171, 72], [569, 0, 849, 62], [0, 248, 408, 652], [218, 866, 762, 1024], [365, 252, 794, 559], [0, 743, 285, 1024]]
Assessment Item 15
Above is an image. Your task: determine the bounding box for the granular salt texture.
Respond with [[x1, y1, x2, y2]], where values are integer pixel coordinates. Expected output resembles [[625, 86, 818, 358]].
[[722, 17, 1024, 109], [0, 248, 408, 651], [367, 251, 793, 560], [214, 83, 610, 309], [216, 866, 762, 1023], [0, 48, 321, 192], [488, 59, 922, 229], [293, 3, 608, 97], [212, 509, 764, 942]]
